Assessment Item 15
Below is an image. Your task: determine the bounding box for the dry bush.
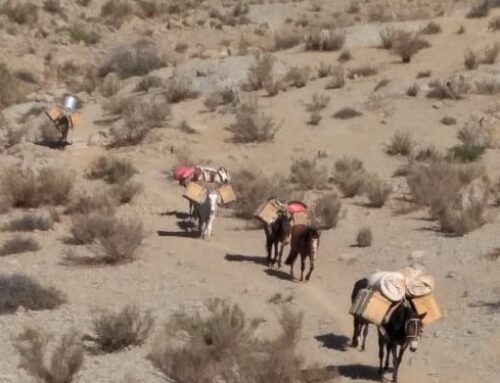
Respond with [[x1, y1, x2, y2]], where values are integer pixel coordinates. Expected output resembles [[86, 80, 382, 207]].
[[290, 158, 328, 190], [420, 21, 442, 34], [489, 16, 500, 30], [475, 78, 500, 95], [274, 27, 301, 50], [99, 73, 121, 98], [14, 69, 38, 84], [415, 146, 443, 162], [333, 107, 362, 119], [326, 65, 345, 89], [0, 274, 65, 314], [204, 87, 239, 111], [65, 191, 116, 215], [333, 157, 366, 197], [86, 156, 137, 184], [364, 176, 392, 207], [448, 145, 485, 162], [134, 75, 162, 92], [464, 50, 479, 70], [466, 1, 489, 18], [68, 24, 101, 45], [111, 181, 143, 204], [416, 70, 431, 78], [305, 94, 330, 113], [379, 28, 400, 49], [4, 213, 53, 232], [347, 65, 377, 79], [317, 63, 334, 78], [99, 39, 163, 79], [136, 0, 166, 18], [368, 3, 391, 22], [392, 31, 429, 63], [385, 131, 415, 156], [457, 116, 493, 148], [15, 328, 83, 383], [43, 0, 64, 14], [427, 78, 470, 100], [70, 212, 116, 245], [103, 95, 133, 115], [0, 1, 39, 25], [338, 49, 352, 62], [356, 227, 372, 247], [88, 305, 154, 352], [310, 193, 342, 229], [163, 77, 199, 103], [0, 236, 40, 256], [308, 112, 322, 126], [482, 43, 499, 64], [284, 66, 310, 88], [441, 116, 457, 125], [0, 166, 74, 208], [406, 83, 419, 97], [100, 0, 132, 28], [457, 25, 466, 34], [227, 98, 280, 143], [244, 52, 275, 91], [231, 170, 291, 218], [305, 29, 345, 51], [0, 62, 21, 108]]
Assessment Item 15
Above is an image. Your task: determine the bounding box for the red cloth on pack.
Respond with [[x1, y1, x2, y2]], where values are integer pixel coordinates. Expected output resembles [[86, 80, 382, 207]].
[[287, 201, 307, 214], [174, 166, 195, 181]]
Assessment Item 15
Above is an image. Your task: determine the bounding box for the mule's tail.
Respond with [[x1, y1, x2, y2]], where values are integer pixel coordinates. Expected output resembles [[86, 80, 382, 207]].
[[284, 250, 298, 266]]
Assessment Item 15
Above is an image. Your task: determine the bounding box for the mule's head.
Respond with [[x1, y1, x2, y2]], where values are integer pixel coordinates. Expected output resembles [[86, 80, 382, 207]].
[[218, 167, 230, 183], [207, 190, 220, 213], [406, 312, 426, 352]]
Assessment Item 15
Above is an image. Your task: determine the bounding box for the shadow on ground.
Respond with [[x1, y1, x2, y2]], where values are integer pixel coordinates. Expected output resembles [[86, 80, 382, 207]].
[[315, 333, 350, 352]]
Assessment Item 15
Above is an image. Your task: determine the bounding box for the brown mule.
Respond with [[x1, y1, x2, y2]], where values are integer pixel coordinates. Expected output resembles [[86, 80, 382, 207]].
[[284, 225, 320, 281]]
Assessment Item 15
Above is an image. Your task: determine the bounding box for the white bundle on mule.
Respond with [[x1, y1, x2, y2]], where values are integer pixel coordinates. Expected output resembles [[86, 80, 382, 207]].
[[400, 267, 435, 297], [367, 271, 406, 302]]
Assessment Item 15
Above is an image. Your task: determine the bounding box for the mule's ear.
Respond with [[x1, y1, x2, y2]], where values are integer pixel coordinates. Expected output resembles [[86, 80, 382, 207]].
[[418, 312, 427, 320]]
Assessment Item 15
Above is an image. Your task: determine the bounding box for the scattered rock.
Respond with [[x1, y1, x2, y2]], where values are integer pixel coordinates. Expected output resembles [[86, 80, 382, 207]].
[[339, 253, 356, 263]]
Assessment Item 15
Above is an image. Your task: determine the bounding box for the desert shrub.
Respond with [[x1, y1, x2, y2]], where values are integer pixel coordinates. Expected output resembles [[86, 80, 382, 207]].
[[457, 25, 466, 34], [368, 3, 391, 22], [420, 21, 442, 34], [440, 116, 457, 125], [305, 94, 330, 113], [137, 0, 166, 18], [338, 49, 352, 62], [274, 27, 301, 50], [111, 181, 143, 204], [14, 69, 38, 84], [68, 24, 101, 45], [15, 328, 83, 383], [99, 39, 163, 79], [347, 65, 377, 79], [475, 78, 500, 95], [103, 95, 133, 115], [0, 62, 21, 107], [333, 107, 362, 119], [379, 27, 400, 49], [284, 66, 310, 88], [305, 29, 345, 52], [426, 78, 470, 100], [65, 191, 116, 215], [244, 52, 275, 91], [489, 15, 500, 30], [325, 65, 345, 89], [4, 213, 53, 232], [385, 131, 415, 156], [163, 77, 199, 103], [457, 116, 493, 148], [0, 274, 65, 314], [289, 158, 328, 190], [100, 0, 132, 28], [416, 70, 431, 78], [0, 236, 40, 256], [231, 170, 291, 218], [317, 63, 333, 78], [227, 99, 280, 143], [205, 88, 240, 111], [392, 31, 429, 63], [310, 193, 341, 229], [0, 1, 39, 25], [86, 156, 137, 184], [356, 227, 372, 247], [415, 146, 443, 162], [134, 75, 162, 92], [464, 50, 479, 70], [448, 145, 485, 162], [482, 43, 499, 64], [99, 73, 121, 97], [43, 0, 64, 14], [406, 83, 419, 97], [333, 157, 366, 197], [364, 176, 392, 207], [308, 112, 322, 126], [88, 305, 154, 352], [70, 212, 115, 245], [0, 166, 74, 208], [466, 1, 489, 18]]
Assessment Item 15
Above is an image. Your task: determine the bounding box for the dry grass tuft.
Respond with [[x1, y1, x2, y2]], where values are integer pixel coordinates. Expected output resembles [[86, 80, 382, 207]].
[[100, 0, 132, 28], [0, 274, 66, 314], [0, 1, 39, 25], [338, 49, 352, 62], [244, 52, 275, 91], [385, 131, 415, 156], [15, 328, 83, 383], [333, 157, 366, 197], [325, 65, 345, 89], [86, 156, 137, 184], [475, 78, 500, 95], [3, 213, 53, 232], [134, 75, 163, 92], [364, 176, 392, 207], [427, 78, 470, 100], [333, 107, 362, 119], [356, 227, 372, 247], [392, 31, 429, 63], [482, 43, 499, 64], [420, 21, 442, 34], [310, 193, 342, 229], [290, 158, 329, 190], [274, 27, 302, 50], [379, 28, 400, 49], [347, 65, 377, 79], [163, 77, 199, 103], [464, 50, 479, 70], [0, 62, 21, 108], [406, 83, 419, 97], [305, 94, 330, 113], [305, 29, 345, 51], [284, 66, 310, 88], [227, 98, 280, 143], [489, 15, 500, 30], [68, 24, 101, 45], [440, 116, 457, 125], [0, 236, 40, 256], [87, 305, 154, 352], [466, 1, 489, 18]]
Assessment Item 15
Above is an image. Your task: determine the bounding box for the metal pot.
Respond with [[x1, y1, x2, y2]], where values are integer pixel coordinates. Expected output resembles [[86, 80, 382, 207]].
[[61, 95, 79, 111]]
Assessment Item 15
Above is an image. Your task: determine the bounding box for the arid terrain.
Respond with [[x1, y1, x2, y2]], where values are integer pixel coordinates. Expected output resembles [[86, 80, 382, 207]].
[[0, 0, 499, 382]]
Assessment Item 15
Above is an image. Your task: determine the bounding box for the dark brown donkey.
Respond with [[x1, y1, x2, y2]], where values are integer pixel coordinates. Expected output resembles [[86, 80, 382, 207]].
[[284, 225, 320, 281], [350, 278, 371, 351], [264, 212, 292, 268]]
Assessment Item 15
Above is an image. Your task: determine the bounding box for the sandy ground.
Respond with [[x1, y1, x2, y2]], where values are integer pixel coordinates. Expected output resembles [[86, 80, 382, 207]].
[[1, 0, 500, 382]]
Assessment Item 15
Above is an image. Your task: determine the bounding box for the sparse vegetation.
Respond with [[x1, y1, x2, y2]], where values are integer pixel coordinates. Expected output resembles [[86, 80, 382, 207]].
[[88, 305, 154, 352], [101, 0, 132, 28], [475, 78, 500, 95], [489, 16, 500, 30], [338, 49, 352, 62], [163, 77, 199, 103], [86, 156, 137, 184], [420, 21, 442, 34], [333, 107, 362, 119], [457, 115, 493, 148], [290, 158, 328, 190], [441, 116, 457, 125], [0, 62, 21, 108], [356, 227, 372, 247], [393, 31, 429, 63], [284, 66, 310, 88], [3, 214, 53, 232], [227, 98, 280, 143], [0, 236, 40, 256], [244, 52, 275, 91], [0, 1, 39, 25], [317, 63, 334, 78], [364, 175, 392, 207], [427, 78, 470, 100], [325, 65, 345, 89], [15, 328, 83, 383], [310, 193, 342, 229], [134, 75, 163, 92], [416, 70, 431, 78], [305, 94, 330, 113], [379, 28, 400, 49], [274, 27, 301, 50], [482, 43, 499, 64], [406, 83, 419, 97], [466, 1, 489, 18], [0, 274, 66, 314], [68, 24, 101, 45], [347, 65, 377, 79], [385, 131, 415, 156], [333, 157, 366, 197], [204, 87, 239, 111], [464, 50, 479, 70], [305, 28, 345, 51]]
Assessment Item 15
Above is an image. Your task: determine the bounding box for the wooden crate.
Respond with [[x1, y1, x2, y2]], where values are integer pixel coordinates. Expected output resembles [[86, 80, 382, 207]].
[[350, 288, 372, 316], [183, 182, 207, 204], [254, 200, 280, 224], [45, 105, 62, 121], [350, 288, 392, 326], [69, 113, 81, 128], [218, 184, 236, 204], [411, 293, 442, 325], [292, 212, 308, 226]]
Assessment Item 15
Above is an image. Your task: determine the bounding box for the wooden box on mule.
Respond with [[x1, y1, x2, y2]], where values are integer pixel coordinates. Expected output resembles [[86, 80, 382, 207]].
[[292, 212, 308, 226], [46, 105, 63, 121], [183, 182, 207, 204], [411, 293, 441, 325], [350, 288, 392, 326], [254, 200, 280, 224], [218, 184, 236, 204]]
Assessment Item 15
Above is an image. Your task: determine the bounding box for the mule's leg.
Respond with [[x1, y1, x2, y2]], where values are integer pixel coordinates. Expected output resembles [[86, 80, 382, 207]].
[[265, 238, 273, 267], [287, 250, 298, 279], [378, 334, 385, 378], [272, 241, 279, 266], [277, 243, 285, 269], [305, 255, 314, 281], [300, 254, 305, 282], [384, 343, 391, 371], [393, 344, 408, 383], [391, 344, 399, 382], [351, 317, 361, 348], [361, 322, 369, 351]]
